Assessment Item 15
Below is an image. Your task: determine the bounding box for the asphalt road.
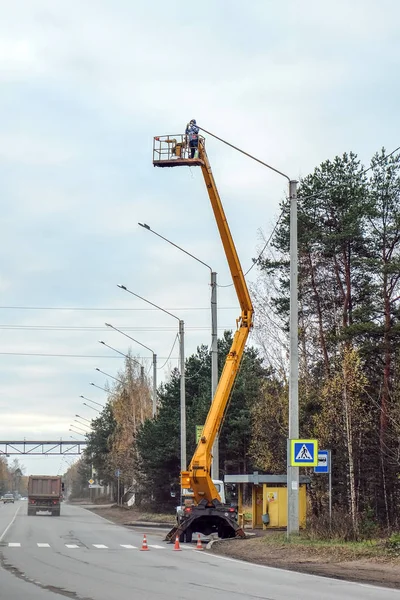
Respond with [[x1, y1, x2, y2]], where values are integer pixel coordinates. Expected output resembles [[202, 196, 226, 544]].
[[1, 501, 399, 600]]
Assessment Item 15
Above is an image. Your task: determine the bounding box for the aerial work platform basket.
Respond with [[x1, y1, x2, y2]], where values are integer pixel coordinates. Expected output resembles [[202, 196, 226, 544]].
[[153, 134, 205, 168]]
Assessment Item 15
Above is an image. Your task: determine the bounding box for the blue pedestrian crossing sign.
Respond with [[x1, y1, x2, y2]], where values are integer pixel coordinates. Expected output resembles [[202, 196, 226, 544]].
[[290, 439, 318, 466]]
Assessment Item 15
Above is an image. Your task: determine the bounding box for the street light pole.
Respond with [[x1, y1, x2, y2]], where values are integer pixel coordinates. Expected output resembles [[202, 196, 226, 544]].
[[80, 395, 103, 407], [210, 270, 219, 479], [83, 403, 101, 413], [70, 424, 87, 434], [99, 340, 144, 385], [287, 179, 299, 536], [138, 223, 219, 479], [196, 125, 299, 536], [117, 284, 186, 473], [105, 323, 158, 417], [89, 382, 108, 393], [95, 367, 124, 385]]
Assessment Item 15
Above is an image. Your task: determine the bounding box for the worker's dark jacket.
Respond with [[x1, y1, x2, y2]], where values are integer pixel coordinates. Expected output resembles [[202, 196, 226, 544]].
[[186, 124, 199, 142]]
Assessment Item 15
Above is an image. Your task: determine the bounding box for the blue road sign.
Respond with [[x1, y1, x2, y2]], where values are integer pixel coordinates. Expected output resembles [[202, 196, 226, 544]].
[[314, 450, 330, 474], [115, 469, 121, 477], [290, 439, 318, 466]]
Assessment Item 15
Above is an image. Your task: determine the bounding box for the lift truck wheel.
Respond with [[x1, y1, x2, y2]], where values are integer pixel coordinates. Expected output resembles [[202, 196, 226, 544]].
[[185, 528, 193, 543]]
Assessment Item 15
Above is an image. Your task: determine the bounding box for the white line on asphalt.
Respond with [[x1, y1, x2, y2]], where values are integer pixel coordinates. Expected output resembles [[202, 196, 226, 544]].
[[93, 544, 108, 548], [0, 505, 20, 543], [206, 552, 400, 593], [65, 544, 80, 548], [37, 543, 50, 548], [148, 544, 164, 549], [120, 544, 137, 549], [8, 543, 21, 547]]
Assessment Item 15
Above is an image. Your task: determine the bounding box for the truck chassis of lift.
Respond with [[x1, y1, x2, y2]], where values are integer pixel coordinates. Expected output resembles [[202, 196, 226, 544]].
[[166, 499, 245, 543]]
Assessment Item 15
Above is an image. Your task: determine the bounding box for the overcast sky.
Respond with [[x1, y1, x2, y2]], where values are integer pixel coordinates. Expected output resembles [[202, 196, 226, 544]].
[[1, 0, 399, 477]]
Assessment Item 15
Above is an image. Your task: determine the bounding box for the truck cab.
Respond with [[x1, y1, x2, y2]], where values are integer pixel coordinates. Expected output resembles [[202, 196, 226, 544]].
[[176, 479, 226, 521]]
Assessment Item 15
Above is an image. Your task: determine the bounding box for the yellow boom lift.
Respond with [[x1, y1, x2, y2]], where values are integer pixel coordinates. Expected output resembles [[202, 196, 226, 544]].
[[153, 131, 253, 541]]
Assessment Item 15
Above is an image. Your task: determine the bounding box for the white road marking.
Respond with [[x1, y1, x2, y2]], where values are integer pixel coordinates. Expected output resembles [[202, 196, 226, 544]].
[[37, 543, 50, 548], [0, 506, 20, 542], [120, 544, 137, 549], [93, 544, 108, 549], [8, 543, 21, 547], [65, 544, 79, 548], [148, 544, 164, 549]]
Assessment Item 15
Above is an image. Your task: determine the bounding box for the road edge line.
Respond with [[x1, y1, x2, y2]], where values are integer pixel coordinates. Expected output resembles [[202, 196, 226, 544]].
[[206, 550, 398, 592], [0, 505, 21, 543]]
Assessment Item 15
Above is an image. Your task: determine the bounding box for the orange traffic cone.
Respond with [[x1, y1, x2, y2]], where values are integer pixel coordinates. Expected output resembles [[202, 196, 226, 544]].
[[196, 534, 203, 550], [140, 534, 149, 551], [173, 535, 182, 551]]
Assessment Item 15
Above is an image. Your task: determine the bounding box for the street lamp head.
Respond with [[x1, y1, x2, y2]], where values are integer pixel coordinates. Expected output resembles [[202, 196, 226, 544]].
[[79, 395, 84, 399], [95, 368, 100, 372], [90, 382, 94, 386], [105, 323, 112, 328], [138, 222, 150, 230], [99, 340, 105, 345], [117, 284, 127, 290]]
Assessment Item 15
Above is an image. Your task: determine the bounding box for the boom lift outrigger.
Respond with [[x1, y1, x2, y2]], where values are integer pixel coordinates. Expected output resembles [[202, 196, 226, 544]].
[[153, 131, 254, 541]]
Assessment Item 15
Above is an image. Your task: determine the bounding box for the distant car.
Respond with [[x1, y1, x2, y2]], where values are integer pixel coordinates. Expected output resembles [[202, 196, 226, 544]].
[[3, 493, 14, 504]]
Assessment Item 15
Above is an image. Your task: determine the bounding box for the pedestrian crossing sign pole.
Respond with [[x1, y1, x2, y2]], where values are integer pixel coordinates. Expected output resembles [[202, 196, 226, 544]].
[[290, 439, 318, 467]]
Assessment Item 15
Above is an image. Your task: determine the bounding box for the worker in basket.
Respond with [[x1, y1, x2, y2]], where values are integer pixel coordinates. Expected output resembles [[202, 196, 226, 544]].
[[185, 119, 199, 159]]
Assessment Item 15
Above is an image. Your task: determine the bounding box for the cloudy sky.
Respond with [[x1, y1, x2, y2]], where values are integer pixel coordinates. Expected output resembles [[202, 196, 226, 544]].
[[1, 0, 399, 477]]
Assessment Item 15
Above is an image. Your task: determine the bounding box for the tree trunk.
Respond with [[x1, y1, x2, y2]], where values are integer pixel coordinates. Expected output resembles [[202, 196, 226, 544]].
[[343, 347, 358, 534], [307, 252, 330, 374]]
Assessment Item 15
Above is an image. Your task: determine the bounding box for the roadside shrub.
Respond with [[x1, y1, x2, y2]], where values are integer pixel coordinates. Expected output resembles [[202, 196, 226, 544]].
[[304, 509, 358, 541], [385, 533, 400, 557]]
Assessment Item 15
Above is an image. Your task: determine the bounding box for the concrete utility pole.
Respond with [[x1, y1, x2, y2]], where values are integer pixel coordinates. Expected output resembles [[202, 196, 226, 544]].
[[210, 270, 219, 480], [137, 223, 220, 478], [104, 324, 158, 417], [117, 285, 185, 475], [179, 319, 186, 472], [195, 124, 300, 537], [287, 179, 299, 537]]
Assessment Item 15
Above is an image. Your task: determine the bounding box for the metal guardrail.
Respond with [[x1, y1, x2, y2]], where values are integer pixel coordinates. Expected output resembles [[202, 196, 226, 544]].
[[0, 441, 87, 455]]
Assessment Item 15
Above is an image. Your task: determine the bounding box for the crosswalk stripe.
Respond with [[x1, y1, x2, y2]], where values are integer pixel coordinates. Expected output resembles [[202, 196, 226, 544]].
[[5, 542, 168, 550]]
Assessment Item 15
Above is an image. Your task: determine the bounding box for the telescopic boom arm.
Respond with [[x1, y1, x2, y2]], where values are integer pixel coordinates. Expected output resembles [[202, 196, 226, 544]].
[[180, 137, 254, 505]]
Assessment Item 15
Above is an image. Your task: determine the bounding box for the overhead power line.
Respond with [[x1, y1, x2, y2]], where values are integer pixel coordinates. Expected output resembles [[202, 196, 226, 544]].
[[0, 325, 232, 331], [0, 306, 237, 311], [200, 125, 400, 284], [0, 352, 180, 359]]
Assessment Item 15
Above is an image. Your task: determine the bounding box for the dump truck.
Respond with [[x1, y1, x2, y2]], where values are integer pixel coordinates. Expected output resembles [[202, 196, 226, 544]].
[[27, 475, 63, 516], [153, 129, 253, 542]]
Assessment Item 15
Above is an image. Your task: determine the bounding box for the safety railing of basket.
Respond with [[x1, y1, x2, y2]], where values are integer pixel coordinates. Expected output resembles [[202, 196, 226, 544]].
[[153, 134, 205, 162]]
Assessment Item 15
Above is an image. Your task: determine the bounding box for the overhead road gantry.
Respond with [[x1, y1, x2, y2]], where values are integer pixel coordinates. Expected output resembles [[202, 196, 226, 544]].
[[0, 440, 87, 456]]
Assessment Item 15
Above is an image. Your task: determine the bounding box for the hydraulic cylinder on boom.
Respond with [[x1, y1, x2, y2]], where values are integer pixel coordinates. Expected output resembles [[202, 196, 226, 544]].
[[153, 129, 253, 542]]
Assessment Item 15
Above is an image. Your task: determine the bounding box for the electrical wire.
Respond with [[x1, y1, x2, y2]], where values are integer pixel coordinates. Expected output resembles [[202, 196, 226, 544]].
[[216, 208, 286, 288], [199, 125, 400, 285], [299, 144, 400, 202], [157, 334, 179, 370], [0, 352, 180, 359], [0, 325, 232, 332], [0, 306, 237, 311]]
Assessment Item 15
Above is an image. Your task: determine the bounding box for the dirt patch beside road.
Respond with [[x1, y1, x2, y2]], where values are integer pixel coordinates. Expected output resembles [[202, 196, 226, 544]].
[[209, 535, 400, 589], [85, 505, 400, 589], [86, 504, 175, 527]]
